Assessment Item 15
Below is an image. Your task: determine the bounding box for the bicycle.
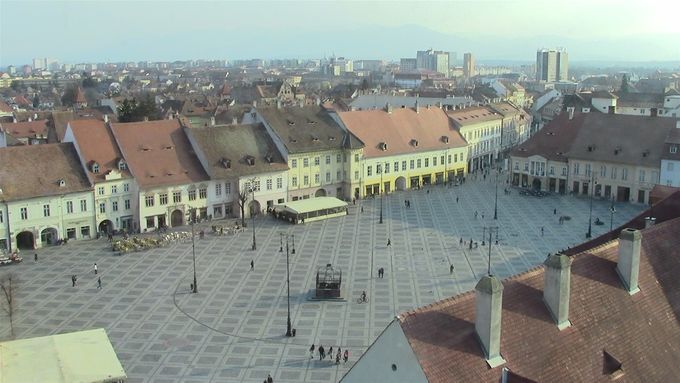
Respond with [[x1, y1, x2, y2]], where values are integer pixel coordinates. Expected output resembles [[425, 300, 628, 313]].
[[356, 295, 369, 304]]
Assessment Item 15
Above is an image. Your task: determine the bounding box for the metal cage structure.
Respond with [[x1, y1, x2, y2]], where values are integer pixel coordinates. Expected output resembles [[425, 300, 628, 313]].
[[315, 264, 342, 299]]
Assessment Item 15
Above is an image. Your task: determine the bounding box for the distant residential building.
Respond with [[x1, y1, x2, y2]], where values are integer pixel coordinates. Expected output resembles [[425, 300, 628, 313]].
[[536, 48, 568, 82], [0, 143, 95, 251], [0, 120, 49, 145], [400, 58, 417, 72], [447, 105, 504, 171], [349, 95, 470, 111], [416, 49, 449, 76], [463, 53, 475, 78]]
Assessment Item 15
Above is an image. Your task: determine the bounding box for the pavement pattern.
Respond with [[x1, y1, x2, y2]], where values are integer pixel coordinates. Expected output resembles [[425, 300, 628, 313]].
[[0, 177, 645, 382]]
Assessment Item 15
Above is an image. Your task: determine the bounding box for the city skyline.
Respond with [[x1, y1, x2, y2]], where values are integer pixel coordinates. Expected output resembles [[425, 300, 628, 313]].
[[1, 0, 679, 66]]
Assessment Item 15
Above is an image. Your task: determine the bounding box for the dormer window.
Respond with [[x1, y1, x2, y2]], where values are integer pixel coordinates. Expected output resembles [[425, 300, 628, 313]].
[[220, 158, 231, 169], [245, 155, 255, 166], [328, 136, 336, 141], [441, 136, 449, 144], [118, 159, 127, 170], [287, 119, 296, 126], [379, 142, 388, 151], [58, 179, 66, 187], [91, 162, 100, 173], [312, 136, 319, 142], [671, 145, 677, 154], [411, 139, 419, 147], [265, 154, 273, 164]]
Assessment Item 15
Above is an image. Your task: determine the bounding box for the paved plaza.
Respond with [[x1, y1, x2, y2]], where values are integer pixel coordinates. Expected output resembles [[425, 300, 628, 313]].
[[0, 177, 645, 382]]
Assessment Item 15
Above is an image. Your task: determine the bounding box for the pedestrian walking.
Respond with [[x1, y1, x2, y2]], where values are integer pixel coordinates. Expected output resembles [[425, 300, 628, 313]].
[[450, 264, 454, 274], [309, 344, 315, 359], [482, 214, 485, 220], [319, 345, 325, 360], [553, 208, 557, 215], [267, 374, 273, 383], [459, 237, 463, 245], [336, 350, 341, 364], [97, 277, 102, 289], [34, 253, 38, 262], [94, 263, 98, 275], [541, 227, 544, 236], [361, 206, 364, 213], [71, 275, 77, 287], [328, 346, 333, 359], [250, 260, 254, 270], [387, 238, 391, 246], [456, 196, 459, 203], [343, 349, 349, 363]]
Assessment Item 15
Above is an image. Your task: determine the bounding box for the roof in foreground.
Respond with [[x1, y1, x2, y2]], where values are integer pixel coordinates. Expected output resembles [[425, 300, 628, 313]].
[[68, 120, 132, 182], [274, 197, 348, 214], [0, 143, 91, 201], [0, 328, 127, 383], [394, 213, 680, 382]]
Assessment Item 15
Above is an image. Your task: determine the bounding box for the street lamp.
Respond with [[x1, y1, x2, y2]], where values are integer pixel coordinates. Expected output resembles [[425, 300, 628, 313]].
[[493, 167, 499, 220], [485, 226, 498, 276], [609, 199, 616, 231], [250, 179, 257, 251], [586, 173, 595, 239], [282, 233, 295, 337], [379, 164, 384, 224], [186, 208, 198, 293]]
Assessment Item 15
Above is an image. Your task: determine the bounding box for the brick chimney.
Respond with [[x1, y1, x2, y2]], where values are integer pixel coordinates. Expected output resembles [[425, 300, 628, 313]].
[[616, 228, 641, 295], [474, 275, 506, 368], [543, 253, 572, 330]]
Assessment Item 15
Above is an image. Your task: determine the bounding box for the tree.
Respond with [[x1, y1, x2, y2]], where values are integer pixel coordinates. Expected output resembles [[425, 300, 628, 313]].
[[82, 76, 97, 89], [61, 85, 77, 107], [117, 94, 161, 123], [32, 94, 40, 108], [620, 74, 630, 94], [237, 189, 249, 227], [1, 273, 17, 339]]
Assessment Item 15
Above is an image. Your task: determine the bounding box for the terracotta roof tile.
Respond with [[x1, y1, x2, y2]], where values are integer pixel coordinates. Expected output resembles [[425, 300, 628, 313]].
[[0, 120, 49, 140], [511, 112, 584, 161], [110, 119, 209, 189], [68, 120, 131, 182]]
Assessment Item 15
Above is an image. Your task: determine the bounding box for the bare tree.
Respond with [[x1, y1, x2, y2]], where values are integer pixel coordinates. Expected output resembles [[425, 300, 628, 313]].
[[1, 273, 17, 339], [237, 190, 249, 227]]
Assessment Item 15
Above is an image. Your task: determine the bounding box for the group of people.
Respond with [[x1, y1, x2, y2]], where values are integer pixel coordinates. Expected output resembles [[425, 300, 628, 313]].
[[71, 262, 101, 289], [309, 344, 349, 365], [404, 200, 412, 208]]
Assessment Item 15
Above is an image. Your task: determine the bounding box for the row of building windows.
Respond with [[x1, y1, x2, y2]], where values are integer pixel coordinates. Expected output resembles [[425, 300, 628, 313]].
[[516, 161, 658, 183], [13, 199, 89, 221], [97, 183, 130, 196], [145, 188, 207, 208], [98, 199, 131, 214], [291, 153, 351, 168], [291, 171, 346, 187], [366, 154, 461, 176]]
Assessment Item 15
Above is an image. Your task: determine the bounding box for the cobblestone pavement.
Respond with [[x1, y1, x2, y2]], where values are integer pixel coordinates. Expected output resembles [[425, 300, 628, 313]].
[[0, 178, 644, 382]]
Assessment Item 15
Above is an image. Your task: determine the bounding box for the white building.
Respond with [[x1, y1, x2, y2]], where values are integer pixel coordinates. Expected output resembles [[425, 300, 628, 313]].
[[660, 124, 680, 187]]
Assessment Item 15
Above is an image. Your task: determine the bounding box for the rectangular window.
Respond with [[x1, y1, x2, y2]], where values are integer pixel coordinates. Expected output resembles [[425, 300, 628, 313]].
[[159, 193, 168, 205], [199, 188, 207, 199], [112, 201, 118, 212], [385, 163, 390, 174], [354, 171, 359, 180], [303, 158, 309, 167], [125, 199, 131, 210], [266, 179, 272, 190], [20, 207, 28, 220], [585, 164, 591, 176], [325, 155, 331, 165], [652, 171, 658, 183], [668, 162, 675, 171], [145, 195, 155, 207], [123, 183, 129, 192], [355, 154, 360, 162], [600, 165, 606, 177], [291, 159, 298, 168], [314, 174, 320, 184], [562, 167, 567, 176], [304, 175, 309, 185], [326, 172, 331, 182], [611, 167, 617, 180], [514, 161, 519, 170], [277, 177, 283, 189], [417, 159, 422, 168], [225, 182, 231, 194], [671, 146, 678, 154], [314, 157, 320, 166], [549, 166, 554, 175], [433, 157, 437, 166], [111, 185, 118, 194], [98, 186, 105, 195], [43, 204, 50, 217], [0, 210, 3, 223], [525, 162, 529, 171], [188, 189, 196, 201], [80, 200, 87, 212], [402, 161, 407, 171], [621, 168, 628, 181], [367, 166, 372, 176], [424, 158, 429, 167], [410, 160, 415, 170], [573, 163, 579, 175], [173, 191, 181, 203], [337, 170, 341, 180], [66, 228, 76, 239], [99, 202, 106, 214], [639, 170, 646, 182], [337, 154, 342, 163], [292, 177, 298, 187], [454, 154, 458, 163], [449, 154, 453, 164], [145, 217, 154, 228], [377, 164, 382, 174], [394, 162, 399, 173], [81, 226, 90, 237], [440, 155, 445, 165], [66, 201, 73, 214], [215, 183, 222, 196]]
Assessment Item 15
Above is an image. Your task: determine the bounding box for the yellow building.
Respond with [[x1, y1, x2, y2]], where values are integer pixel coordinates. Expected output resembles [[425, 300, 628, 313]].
[[336, 104, 468, 198], [253, 105, 364, 201]]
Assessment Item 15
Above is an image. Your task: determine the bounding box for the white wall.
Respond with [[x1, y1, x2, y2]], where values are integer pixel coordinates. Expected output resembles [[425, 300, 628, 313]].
[[661, 159, 680, 187]]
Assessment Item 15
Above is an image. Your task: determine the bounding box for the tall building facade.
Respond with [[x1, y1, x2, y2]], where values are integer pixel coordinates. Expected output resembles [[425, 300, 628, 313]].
[[463, 53, 475, 78], [416, 49, 449, 76], [536, 48, 568, 82]]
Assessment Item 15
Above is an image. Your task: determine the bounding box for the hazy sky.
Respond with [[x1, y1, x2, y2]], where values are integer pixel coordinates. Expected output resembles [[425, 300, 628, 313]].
[[1, 0, 679, 66]]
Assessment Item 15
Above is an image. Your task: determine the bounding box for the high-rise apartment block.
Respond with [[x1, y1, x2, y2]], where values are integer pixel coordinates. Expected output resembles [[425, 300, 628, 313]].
[[416, 49, 449, 76], [400, 58, 417, 72], [536, 48, 568, 82], [463, 53, 475, 78]]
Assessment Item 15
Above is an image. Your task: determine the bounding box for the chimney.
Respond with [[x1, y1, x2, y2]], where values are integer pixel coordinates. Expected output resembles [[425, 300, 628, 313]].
[[210, 116, 216, 126], [543, 253, 572, 330], [34, 113, 38, 119], [231, 116, 238, 125], [277, 100, 282, 109], [104, 114, 109, 123], [415, 99, 420, 114], [567, 106, 575, 120], [316, 97, 321, 106], [143, 116, 149, 122], [386, 102, 392, 114], [616, 228, 641, 295], [474, 275, 506, 368], [644, 217, 656, 228], [253, 100, 257, 108]]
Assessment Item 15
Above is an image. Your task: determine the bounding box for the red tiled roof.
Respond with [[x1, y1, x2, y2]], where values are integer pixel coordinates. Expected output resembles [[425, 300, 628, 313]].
[[110, 119, 208, 189], [446, 106, 502, 126], [399, 217, 680, 382], [0, 100, 12, 113], [0, 120, 49, 139], [68, 120, 131, 182], [74, 87, 87, 103], [337, 107, 467, 158], [510, 112, 585, 162]]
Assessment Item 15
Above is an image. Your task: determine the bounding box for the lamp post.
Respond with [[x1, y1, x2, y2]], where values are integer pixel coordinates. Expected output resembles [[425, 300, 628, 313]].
[[282, 233, 295, 337], [493, 167, 499, 220], [250, 179, 257, 251], [586, 173, 595, 239], [609, 199, 616, 231], [485, 226, 498, 276], [379, 164, 384, 224], [186, 209, 198, 293]]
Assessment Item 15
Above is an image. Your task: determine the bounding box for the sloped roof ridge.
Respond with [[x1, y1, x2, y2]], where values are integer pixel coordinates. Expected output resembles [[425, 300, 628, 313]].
[[398, 289, 476, 323]]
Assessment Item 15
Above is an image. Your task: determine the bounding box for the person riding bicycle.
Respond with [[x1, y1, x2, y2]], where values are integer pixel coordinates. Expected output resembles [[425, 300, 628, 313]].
[[360, 290, 367, 302]]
